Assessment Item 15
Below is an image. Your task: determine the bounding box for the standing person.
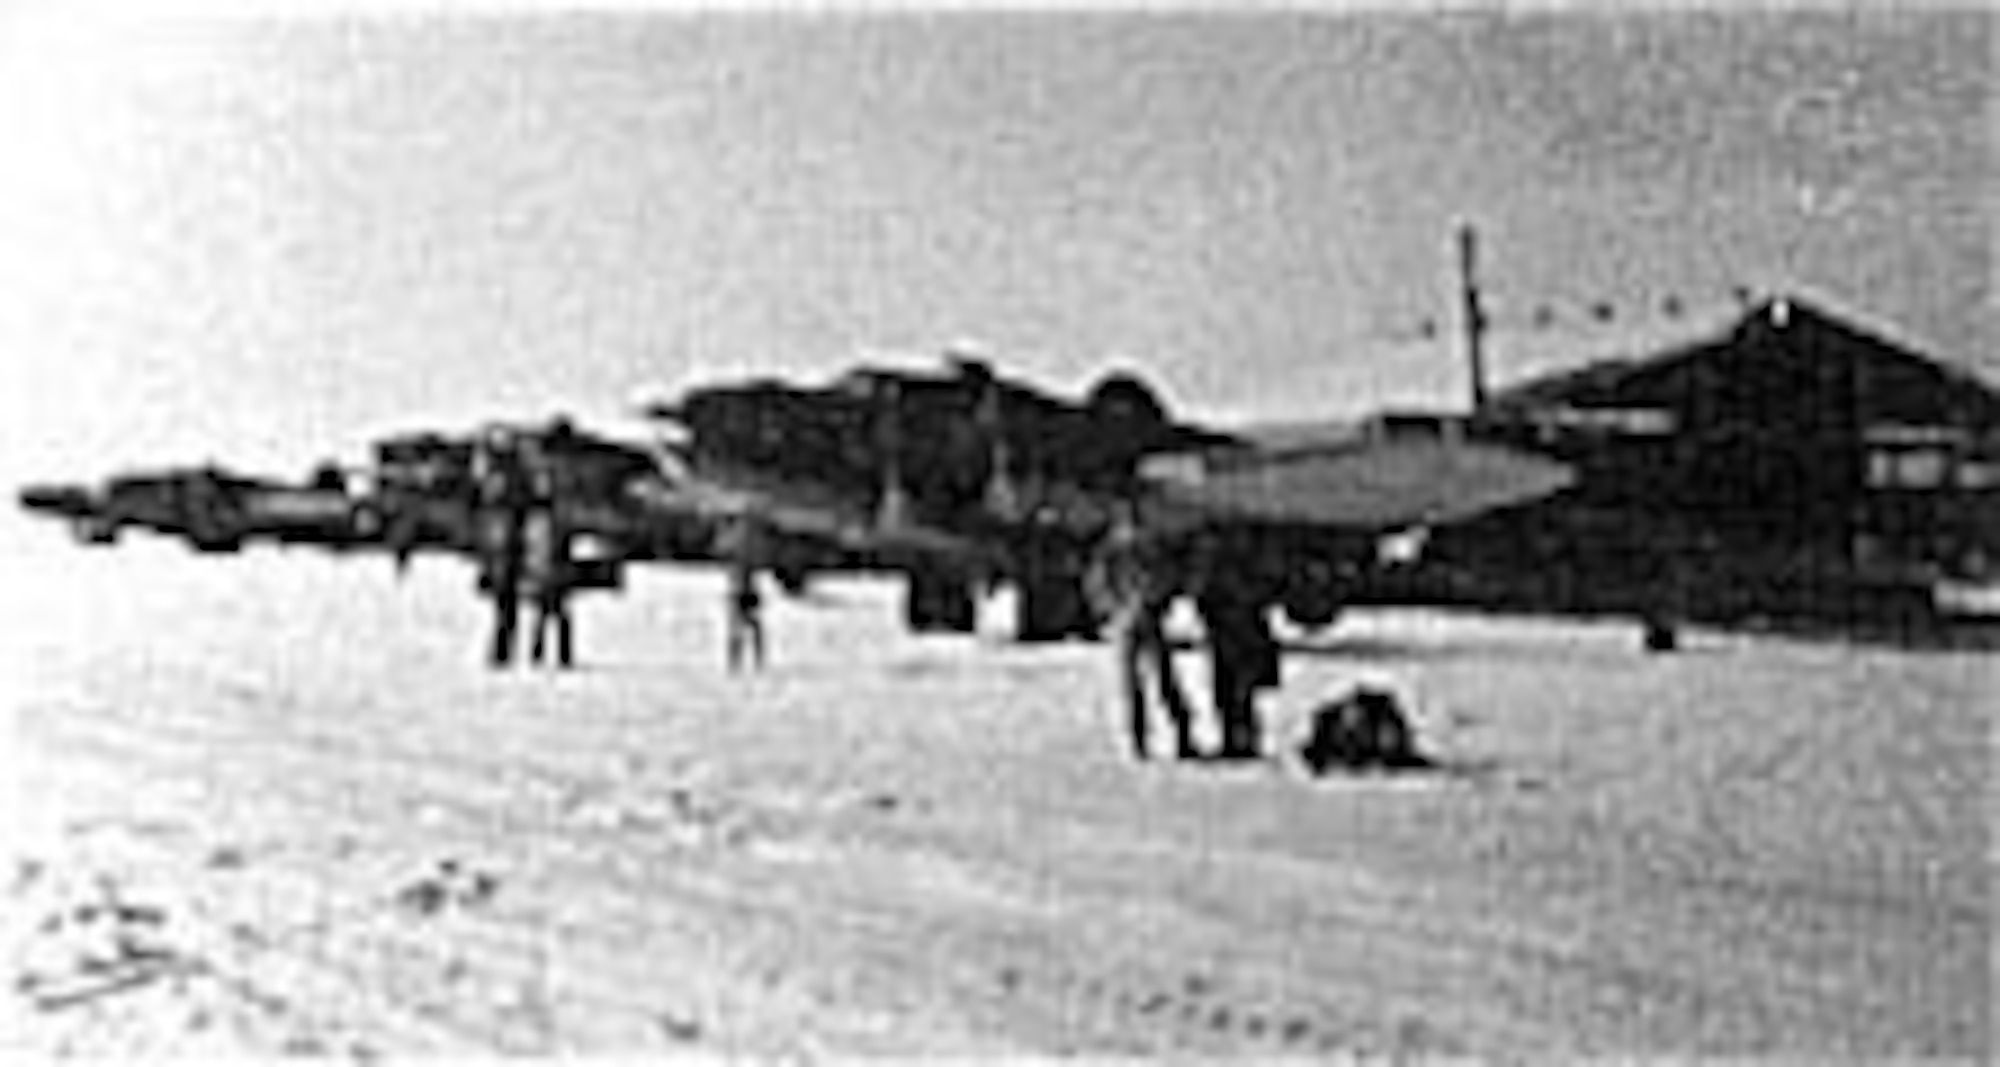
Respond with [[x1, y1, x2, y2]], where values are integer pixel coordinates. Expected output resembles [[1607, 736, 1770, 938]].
[[521, 440, 577, 669], [1086, 502, 1200, 761], [1192, 542, 1281, 762], [716, 513, 768, 671], [726, 560, 765, 672], [472, 428, 532, 668]]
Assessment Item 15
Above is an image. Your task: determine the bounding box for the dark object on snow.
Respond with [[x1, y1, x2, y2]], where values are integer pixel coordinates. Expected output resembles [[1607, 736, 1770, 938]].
[[1298, 686, 1427, 774], [395, 859, 499, 917], [1642, 616, 1680, 652]]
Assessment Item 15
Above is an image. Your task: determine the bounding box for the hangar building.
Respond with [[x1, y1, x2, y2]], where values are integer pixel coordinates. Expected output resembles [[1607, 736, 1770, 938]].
[[1404, 295, 2000, 625]]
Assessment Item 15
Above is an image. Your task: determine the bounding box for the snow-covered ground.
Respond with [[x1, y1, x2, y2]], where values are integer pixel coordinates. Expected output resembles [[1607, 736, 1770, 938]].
[[2, 518, 1991, 1060]]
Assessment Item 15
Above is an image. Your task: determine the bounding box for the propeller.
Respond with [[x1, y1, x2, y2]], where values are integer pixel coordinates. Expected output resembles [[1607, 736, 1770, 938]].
[[973, 367, 1025, 522], [872, 376, 912, 532]]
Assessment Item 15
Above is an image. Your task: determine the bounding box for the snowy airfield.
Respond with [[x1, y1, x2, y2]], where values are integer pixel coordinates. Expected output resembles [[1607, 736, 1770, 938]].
[[2, 520, 1990, 1060]]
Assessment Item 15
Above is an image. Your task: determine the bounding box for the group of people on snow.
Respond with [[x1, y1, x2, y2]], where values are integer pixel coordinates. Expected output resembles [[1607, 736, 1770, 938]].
[[1087, 502, 1283, 763], [469, 422, 768, 673], [1086, 498, 1424, 770], [472, 423, 582, 669], [465, 433, 1402, 769]]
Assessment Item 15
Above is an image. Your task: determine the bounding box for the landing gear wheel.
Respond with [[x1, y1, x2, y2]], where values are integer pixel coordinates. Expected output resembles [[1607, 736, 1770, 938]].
[[1015, 569, 1096, 643], [905, 569, 977, 633], [71, 516, 118, 544], [1641, 617, 1680, 653], [774, 567, 811, 597]]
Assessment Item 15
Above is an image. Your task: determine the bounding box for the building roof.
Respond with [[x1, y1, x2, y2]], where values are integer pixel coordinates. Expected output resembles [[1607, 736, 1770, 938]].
[[1487, 296, 2000, 431]]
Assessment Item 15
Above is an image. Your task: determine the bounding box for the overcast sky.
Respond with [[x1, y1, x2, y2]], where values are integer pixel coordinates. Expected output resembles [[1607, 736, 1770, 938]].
[[0, 5, 1989, 483]]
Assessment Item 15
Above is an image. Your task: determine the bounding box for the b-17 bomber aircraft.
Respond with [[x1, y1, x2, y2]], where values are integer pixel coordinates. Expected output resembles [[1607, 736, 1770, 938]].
[[19, 464, 382, 553], [358, 417, 1004, 595], [651, 357, 1576, 641]]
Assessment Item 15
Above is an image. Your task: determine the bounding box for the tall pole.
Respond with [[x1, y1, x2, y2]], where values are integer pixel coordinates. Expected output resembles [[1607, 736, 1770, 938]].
[[1458, 223, 1489, 413]]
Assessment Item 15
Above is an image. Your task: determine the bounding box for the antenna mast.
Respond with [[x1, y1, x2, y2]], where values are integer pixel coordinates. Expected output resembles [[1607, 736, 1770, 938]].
[[1458, 223, 1489, 412]]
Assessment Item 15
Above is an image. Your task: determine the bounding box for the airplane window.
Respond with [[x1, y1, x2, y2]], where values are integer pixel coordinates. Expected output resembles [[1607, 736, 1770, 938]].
[[1957, 460, 2000, 490], [1894, 449, 1949, 489], [1139, 453, 1206, 485], [1867, 448, 1953, 490], [1865, 451, 1899, 489]]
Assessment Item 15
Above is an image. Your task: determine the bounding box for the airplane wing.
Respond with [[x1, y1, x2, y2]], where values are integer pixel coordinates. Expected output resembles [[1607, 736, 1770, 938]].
[[622, 469, 1004, 576], [1139, 434, 1574, 532], [312, 432, 997, 587]]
